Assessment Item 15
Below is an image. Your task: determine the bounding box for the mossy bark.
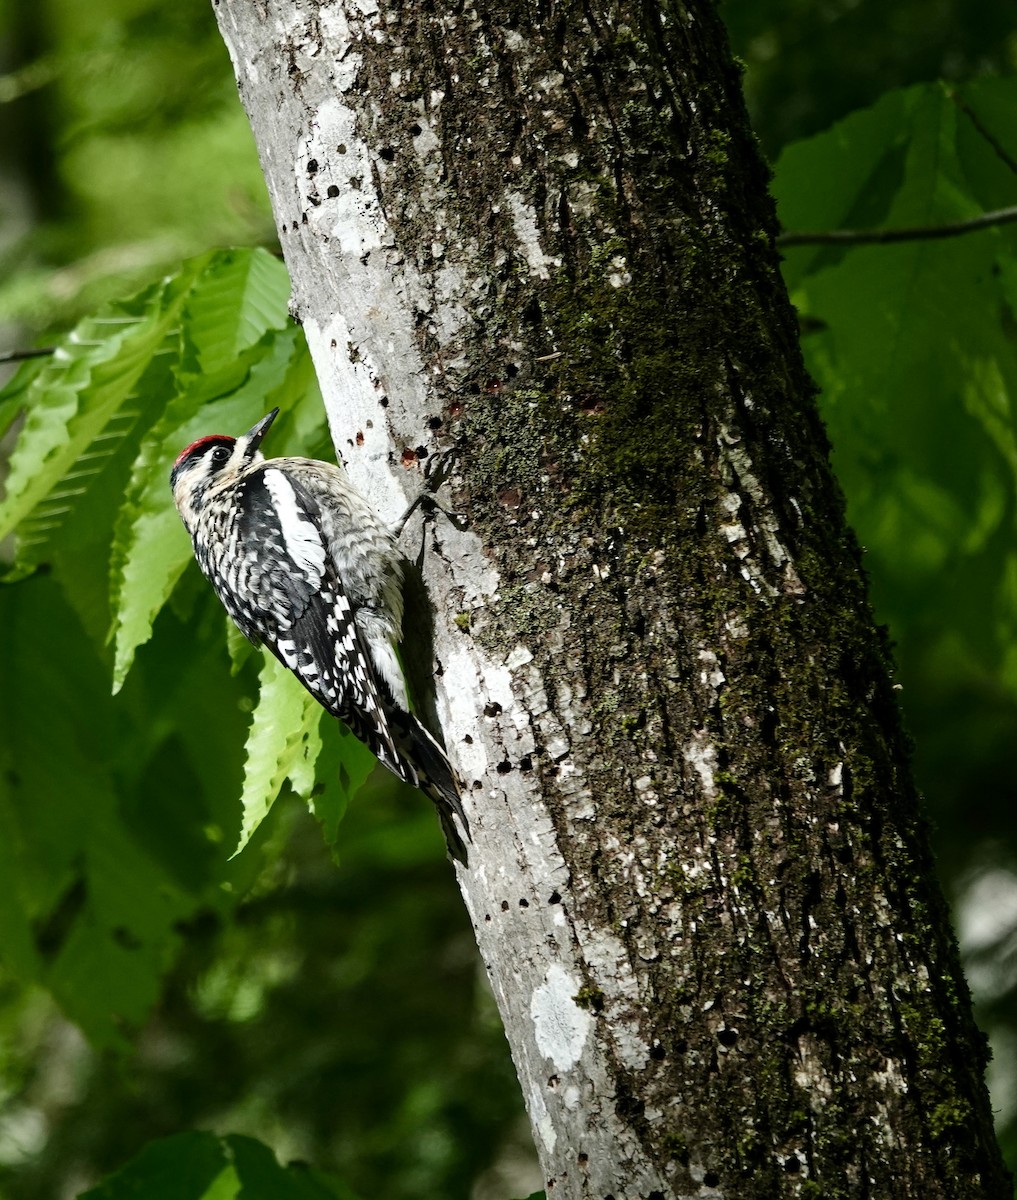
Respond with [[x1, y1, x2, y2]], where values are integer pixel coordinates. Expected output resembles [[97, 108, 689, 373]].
[[215, 0, 1010, 1195]]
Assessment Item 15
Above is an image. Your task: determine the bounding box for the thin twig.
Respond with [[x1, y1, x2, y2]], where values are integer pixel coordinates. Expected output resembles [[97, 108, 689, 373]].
[[0, 347, 55, 365], [778, 205, 1017, 248]]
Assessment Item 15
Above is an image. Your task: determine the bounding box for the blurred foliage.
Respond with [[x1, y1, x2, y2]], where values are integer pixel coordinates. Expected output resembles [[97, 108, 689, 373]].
[[78, 1131, 358, 1200], [0, 0, 1016, 1196], [0, 797, 526, 1200], [0, 0, 274, 336], [724, 0, 1017, 156]]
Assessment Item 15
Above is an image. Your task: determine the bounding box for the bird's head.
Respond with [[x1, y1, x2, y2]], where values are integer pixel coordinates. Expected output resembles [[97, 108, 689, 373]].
[[170, 407, 279, 532]]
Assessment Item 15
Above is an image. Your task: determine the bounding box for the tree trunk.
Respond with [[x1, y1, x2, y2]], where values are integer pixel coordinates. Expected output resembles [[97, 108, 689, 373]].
[[212, 0, 1010, 1195]]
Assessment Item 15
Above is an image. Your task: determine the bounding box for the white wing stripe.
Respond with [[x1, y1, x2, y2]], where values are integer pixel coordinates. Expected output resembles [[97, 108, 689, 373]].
[[264, 469, 327, 580]]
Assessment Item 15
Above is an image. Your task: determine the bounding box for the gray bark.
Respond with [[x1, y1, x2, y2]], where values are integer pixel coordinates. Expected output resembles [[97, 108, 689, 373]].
[[213, 0, 1010, 1196]]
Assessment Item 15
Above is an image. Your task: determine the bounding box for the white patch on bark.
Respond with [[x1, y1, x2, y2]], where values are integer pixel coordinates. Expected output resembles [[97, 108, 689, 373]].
[[698, 647, 726, 689], [530, 964, 593, 1071], [506, 644, 534, 669], [505, 191, 559, 279], [579, 931, 650, 1071], [528, 1082, 558, 1155], [684, 732, 718, 797]]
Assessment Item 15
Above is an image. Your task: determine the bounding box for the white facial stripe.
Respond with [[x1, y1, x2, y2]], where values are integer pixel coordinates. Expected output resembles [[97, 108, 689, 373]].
[[264, 469, 327, 579]]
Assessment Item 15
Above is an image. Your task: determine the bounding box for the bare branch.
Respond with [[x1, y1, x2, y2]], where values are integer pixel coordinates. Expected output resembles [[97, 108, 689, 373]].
[[778, 205, 1017, 247]]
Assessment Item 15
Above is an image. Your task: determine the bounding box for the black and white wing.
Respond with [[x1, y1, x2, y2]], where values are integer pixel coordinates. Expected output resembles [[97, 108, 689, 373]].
[[214, 465, 405, 778]]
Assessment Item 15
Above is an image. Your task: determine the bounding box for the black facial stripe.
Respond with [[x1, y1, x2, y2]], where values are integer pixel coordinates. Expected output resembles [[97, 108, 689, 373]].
[[170, 436, 235, 487]]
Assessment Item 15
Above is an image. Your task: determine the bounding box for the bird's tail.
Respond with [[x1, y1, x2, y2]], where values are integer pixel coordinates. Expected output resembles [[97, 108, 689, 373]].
[[389, 712, 471, 866]]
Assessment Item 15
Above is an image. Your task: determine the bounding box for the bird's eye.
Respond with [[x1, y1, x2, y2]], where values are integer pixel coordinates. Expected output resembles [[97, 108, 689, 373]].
[[211, 446, 231, 465]]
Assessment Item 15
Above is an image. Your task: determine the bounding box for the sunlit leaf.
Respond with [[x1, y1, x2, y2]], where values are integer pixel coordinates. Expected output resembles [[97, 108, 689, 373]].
[[234, 654, 325, 857], [234, 655, 382, 860], [179, 247, 290, 378], [108, 325, 302, 692], [0, 273, 191, 579]]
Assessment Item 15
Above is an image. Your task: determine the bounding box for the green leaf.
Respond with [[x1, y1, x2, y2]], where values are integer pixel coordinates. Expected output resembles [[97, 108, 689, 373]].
[[107, 325, 302, 691], [76, 1132, 357, 1200], [776, 92, 912, 287], [0, 351, 47, 442], [233, 654, 326, 857], [0, 271, 193, 578], [77, 1131, 231, 1199], [226, 1135, 359, 1199], [77, 1133, 359, 1200], [180, 247, 290, 379], [310, 719, 376, 851], [226, 615, 257, 676], [0, 792, 41, 980], [233, 655, 382, 860], [0, 574, 245, 1047]]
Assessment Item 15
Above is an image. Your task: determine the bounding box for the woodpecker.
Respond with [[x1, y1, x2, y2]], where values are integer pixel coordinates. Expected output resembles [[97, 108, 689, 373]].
[[170, 407, 469, 864]]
